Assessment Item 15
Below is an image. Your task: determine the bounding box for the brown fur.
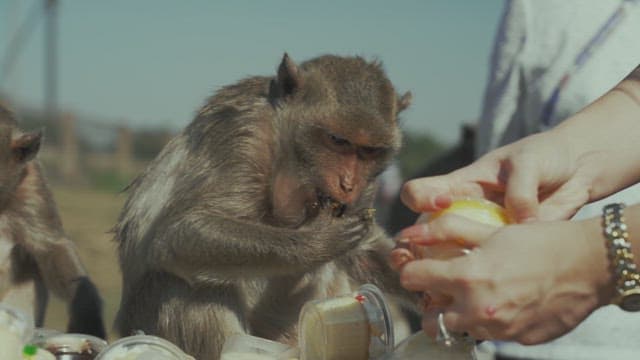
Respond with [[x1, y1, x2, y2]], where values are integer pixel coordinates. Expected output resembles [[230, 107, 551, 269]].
[[115, 54, 418, 359], [0, 105, 105, 338]]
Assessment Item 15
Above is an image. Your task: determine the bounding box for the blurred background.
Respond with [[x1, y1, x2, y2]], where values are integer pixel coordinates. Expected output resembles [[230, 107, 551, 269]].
[[0, 0, 503, 339]]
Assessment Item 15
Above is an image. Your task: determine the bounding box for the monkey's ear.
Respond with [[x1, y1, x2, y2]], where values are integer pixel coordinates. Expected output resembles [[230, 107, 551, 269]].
[[12, 130, 42, 162], [397, 91, 412, 114], [271, 53, 303, 99]]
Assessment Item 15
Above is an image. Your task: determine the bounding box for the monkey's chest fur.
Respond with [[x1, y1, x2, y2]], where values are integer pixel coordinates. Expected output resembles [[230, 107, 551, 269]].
[[240, 262, 354, 345]]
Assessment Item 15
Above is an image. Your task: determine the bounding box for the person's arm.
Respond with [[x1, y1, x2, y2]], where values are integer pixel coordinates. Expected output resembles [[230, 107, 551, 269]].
[[398, 202, 640, 344], [550, 65, 640, 200], [401, 64, 640, 223]]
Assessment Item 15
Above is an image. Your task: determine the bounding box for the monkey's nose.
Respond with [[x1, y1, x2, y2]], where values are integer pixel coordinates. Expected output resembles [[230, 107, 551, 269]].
[[340, 181, 353, 193]]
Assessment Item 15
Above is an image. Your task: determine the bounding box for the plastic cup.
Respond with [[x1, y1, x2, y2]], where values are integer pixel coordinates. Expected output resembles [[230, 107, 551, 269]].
[[0, 304, 34, 360], [39, 333, 108, 360], [220, 333, 298, 359], [95, 334, 193, 360], [298, 284, 394, 360]]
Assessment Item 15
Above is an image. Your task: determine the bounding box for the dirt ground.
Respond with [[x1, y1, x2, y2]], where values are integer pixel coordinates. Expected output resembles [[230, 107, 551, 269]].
[[44, 186, 126, 341]]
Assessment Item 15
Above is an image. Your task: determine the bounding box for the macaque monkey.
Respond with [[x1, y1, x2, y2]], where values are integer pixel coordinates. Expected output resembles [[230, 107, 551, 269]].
[[115, 53, 416, 359], [0, 105, 106, 338]]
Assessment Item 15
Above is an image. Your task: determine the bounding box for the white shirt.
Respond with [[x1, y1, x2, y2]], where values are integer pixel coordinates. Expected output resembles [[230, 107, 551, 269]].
[[475, 0, 640, 359]]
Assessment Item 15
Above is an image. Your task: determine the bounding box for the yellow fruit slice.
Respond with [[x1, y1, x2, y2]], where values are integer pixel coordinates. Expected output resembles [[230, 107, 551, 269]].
[[431, 198, 511, 226]]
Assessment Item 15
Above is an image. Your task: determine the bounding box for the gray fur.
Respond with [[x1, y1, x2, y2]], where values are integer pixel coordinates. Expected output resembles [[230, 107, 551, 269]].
[[115, 54, 417, 359], [0, 105, 105, 338]]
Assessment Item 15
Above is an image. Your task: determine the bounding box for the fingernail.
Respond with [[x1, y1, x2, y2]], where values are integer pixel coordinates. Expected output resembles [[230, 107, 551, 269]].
[[400, 223, 429, 239], [434, 194, 452, 209]]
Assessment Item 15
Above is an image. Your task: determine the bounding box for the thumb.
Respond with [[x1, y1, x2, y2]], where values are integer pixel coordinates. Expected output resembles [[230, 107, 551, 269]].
[[503, 156, 540, 222]]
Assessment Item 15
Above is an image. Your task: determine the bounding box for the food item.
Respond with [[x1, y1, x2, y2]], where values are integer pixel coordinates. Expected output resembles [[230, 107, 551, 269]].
[[298, 284, 393, 360], [430, 198, 510, 226], [300, 296, 369, 360], [413, 198, 511, 260], [43, 334, 107, 360]]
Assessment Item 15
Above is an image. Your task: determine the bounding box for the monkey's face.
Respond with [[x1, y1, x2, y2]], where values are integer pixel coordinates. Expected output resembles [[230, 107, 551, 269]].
[[290, 120, 398, 219], [269, 54, 407, 222]]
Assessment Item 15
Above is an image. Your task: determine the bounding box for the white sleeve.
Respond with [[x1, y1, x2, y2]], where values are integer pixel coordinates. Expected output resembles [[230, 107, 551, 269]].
[[475, 0, 529, 157]]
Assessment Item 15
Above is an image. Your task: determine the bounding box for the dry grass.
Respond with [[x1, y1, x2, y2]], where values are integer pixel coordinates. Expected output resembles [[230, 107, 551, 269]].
[[44, 186, 126, 341]]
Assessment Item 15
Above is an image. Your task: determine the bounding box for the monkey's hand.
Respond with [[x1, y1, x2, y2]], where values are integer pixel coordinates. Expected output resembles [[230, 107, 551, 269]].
[[67, 277, 107, 339], [305, 207, 374, 254]]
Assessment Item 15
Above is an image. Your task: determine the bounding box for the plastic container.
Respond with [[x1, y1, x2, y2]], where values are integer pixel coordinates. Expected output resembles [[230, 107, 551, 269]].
[[22, 344, 56, 360], [95, 334, 194, 360], [220, 333, 298, 359], [0, 304, 34, 360], [39, 333, 108, 360], [383, 330, 476, 360], [298, 284, 394, 360]]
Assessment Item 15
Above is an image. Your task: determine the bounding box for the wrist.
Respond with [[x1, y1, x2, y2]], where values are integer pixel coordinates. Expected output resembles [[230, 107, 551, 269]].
[[578, 216, 617, 307]]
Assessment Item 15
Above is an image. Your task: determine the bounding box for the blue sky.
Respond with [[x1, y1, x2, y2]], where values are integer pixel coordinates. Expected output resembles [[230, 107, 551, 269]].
[[1, 0, 504, 144]]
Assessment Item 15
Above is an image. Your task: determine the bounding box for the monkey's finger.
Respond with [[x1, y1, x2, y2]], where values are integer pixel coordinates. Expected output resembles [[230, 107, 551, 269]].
[[400, 213, 498, 247], [389, 247, 415, 271]]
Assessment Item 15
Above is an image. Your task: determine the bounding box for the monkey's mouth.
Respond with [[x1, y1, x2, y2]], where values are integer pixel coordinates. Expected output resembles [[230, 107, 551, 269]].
[[314, 190, 347, 217]]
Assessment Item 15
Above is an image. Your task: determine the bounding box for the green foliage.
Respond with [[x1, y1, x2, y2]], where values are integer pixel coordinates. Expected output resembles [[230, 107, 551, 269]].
[[396, 131, 445, 178], [86, 169, 132, 194]]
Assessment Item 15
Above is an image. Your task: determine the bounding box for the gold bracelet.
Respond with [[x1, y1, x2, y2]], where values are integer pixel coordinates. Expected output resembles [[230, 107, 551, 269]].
[[602, 203, 640, 311]]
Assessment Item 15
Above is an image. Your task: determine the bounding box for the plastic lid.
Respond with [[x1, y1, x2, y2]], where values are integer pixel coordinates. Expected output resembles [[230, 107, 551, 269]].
[[95, 334, 191, 360]]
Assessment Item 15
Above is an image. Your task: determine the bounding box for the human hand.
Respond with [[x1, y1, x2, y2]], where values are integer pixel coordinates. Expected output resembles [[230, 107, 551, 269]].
[[401, 131, 598, 223], [398, 213, 615, 344]]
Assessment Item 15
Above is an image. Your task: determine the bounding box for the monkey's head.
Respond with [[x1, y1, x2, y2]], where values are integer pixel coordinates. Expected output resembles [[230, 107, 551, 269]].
[[0, 106, 42, 197], [269, 54, 411, 222]]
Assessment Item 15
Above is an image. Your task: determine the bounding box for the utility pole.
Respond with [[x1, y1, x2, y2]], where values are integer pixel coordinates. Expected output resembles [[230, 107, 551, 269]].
[[44, 0, 58, 127]]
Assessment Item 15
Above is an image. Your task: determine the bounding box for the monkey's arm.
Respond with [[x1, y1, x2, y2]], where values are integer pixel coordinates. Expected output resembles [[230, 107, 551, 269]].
[[142, 210, 370, 283], [338, 225, 421, 312], [24, 231, 106, 338]]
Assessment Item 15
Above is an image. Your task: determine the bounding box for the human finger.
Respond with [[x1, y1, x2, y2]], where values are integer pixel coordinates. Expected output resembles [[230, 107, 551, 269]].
[[400, 176, 454, 213], [399, 257, 466, 293], [502, 154, 541, 222], [400, 213, 498, 247]]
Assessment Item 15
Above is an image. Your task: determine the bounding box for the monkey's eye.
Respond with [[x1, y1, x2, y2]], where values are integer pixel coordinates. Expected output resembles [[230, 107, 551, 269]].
[[358, 146, 385, 158], [328, 134, 350, 147]]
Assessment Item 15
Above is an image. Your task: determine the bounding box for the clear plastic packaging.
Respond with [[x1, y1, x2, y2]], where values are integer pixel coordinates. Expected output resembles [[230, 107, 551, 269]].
[[220, 333, 298, 359], [298, 284, 394, 360], [38, 333, 108, 360], [0, 304, 34, 360], [383, 329, 476, 360], [95, 334, 193, 360]]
